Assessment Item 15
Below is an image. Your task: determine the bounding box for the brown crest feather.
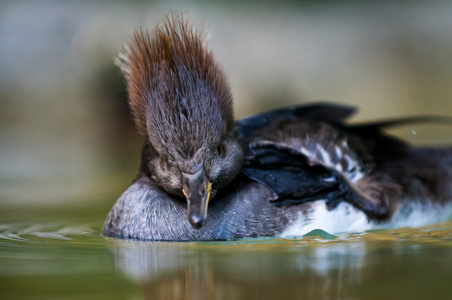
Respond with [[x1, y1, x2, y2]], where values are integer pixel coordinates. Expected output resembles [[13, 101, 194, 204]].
[[116, 13, 233, 138]]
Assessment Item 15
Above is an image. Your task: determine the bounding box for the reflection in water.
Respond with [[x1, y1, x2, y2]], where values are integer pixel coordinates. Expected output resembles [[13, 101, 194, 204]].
[[109, 239, 369, 299], [108, 233, 452, 300]]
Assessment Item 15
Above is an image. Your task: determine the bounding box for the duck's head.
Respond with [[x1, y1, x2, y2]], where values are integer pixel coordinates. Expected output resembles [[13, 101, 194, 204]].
[[117, 14, 244, 229]]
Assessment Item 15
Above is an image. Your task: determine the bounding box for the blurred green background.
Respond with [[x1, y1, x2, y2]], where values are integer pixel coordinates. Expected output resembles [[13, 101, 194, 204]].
[[2, 1, 452, 299], [1, 0, 452, 213]]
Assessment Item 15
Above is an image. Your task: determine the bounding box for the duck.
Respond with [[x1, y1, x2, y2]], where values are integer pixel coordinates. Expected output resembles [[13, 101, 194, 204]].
[[102, 14, 452, 241]]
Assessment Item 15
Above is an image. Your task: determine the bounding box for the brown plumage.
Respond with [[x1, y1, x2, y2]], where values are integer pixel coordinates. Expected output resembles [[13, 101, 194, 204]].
[[116, 14, 233, 138]]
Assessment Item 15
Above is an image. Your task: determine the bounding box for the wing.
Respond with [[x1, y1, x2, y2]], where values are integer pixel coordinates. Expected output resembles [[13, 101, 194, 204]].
[[240, 103, 451, 220], [237, 102, 356, 140], [242, 119, 403, 220], [243, 139, 400, 220], [242, 141, 343, 207]]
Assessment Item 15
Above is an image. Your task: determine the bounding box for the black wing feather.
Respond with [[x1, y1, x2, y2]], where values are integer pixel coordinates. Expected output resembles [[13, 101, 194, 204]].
[[238, 102, 356, 140]]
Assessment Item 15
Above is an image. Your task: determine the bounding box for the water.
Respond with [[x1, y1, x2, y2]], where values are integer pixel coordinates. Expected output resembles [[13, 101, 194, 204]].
[[1, 205, 452, 300]]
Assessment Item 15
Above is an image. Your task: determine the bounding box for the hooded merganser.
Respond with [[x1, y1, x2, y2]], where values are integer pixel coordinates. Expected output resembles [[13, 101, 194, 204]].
[[103, 14, 452, 241]]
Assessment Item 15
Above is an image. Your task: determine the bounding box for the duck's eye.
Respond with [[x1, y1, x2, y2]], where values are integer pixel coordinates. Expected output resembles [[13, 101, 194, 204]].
[[160, 156, 166, 167], [217, 144, 224, 157]]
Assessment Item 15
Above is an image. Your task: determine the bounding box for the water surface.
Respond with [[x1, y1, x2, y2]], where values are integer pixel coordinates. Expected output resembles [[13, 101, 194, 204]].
[[1, 206, 451, 300]]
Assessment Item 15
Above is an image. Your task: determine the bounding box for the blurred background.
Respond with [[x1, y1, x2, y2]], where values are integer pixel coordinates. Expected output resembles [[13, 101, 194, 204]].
[[1, 0, 452, 213]]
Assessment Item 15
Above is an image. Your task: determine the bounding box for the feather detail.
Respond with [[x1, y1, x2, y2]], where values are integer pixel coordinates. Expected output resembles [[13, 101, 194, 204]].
[[116, 13, 233, 138]]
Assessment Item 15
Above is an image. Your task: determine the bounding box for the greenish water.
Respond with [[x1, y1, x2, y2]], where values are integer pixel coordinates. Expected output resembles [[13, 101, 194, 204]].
[[1, 206, 452, 300]]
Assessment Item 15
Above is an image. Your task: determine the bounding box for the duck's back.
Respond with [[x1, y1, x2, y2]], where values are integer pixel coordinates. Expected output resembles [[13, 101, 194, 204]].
[[239, 105, 452, 231]]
